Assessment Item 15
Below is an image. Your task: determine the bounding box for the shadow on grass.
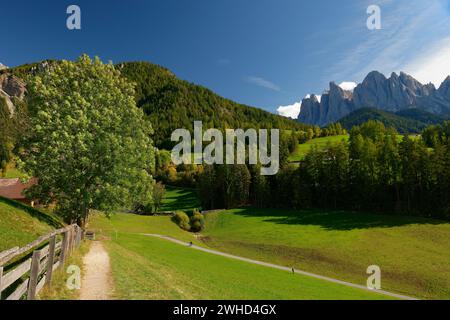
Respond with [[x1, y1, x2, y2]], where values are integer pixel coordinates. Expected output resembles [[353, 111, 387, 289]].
[[160, 186, 201, 212], [0, 196, 62, 228], [229, 207, 447, 231]]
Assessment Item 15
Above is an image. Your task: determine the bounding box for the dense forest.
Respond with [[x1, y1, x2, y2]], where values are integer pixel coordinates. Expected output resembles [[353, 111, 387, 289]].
[[2, 60, 313, 150], [2, 59, 449, 219], [338, 107, 447, 133], [118, 62, 312, 148], [196, 121, 450, 219]]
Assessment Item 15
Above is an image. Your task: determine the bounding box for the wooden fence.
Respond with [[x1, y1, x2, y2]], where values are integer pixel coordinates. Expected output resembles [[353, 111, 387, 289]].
[[0, 224, 83, 300]]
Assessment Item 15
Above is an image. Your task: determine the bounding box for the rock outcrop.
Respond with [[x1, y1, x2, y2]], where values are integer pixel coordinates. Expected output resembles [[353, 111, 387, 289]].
[[0, 74, 27, 116], [438, 76, 450, 100], [297, 71, 450, 126], [298, 83, 355, 126]]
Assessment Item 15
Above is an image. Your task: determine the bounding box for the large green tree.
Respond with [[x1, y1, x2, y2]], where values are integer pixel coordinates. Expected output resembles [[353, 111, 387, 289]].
[[20, 55, 155, 225]]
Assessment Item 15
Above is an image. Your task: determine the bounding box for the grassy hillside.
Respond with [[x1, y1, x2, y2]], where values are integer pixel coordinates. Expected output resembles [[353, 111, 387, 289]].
[[160, 186, 201, 212], [89, 213, 391, 300], [0, 197, 61, 251], [202, 208, 450, 300], [289, 135, 349, 162]]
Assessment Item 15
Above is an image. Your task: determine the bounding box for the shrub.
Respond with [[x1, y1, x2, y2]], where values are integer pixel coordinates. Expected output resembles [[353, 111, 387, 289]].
[[133, 203, 153, 215], [173, 211, 191, 231], [189, 209, 205, 232]]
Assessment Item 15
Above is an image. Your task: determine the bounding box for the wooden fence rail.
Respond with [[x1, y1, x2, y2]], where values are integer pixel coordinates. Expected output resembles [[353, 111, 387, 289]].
[[0, 224, 84, 300]]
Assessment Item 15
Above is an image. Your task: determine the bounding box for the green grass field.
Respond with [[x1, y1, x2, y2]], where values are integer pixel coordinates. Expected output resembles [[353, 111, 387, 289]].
[[0, 197, 60, 251], [289, 135, 349, 162], [89, 213, 391, 300], [160, 186, 201, 212], [90, 211, 202, 244], [202, 208, 450, 300]]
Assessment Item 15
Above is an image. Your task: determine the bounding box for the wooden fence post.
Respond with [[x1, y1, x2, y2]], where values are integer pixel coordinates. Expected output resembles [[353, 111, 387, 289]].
[[0, 266, 3, 300], [75, 227, 80, 247], [59, 231, 68, 266], [67, 228, 72, 254], [70, 226, 75, 251], [45, 236, 56, 286], [72, 226, 76, 250], [27, 250, 41, 300], [77, 227, 83, 246]]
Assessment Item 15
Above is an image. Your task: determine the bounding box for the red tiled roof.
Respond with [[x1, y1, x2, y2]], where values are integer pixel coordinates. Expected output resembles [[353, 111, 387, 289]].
[[0, 178, 37, 200]]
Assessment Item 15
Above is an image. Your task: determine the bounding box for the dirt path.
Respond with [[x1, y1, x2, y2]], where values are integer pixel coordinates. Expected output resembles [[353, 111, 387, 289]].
[[79, 241, 113, 300], [143, 233, 418, 301]]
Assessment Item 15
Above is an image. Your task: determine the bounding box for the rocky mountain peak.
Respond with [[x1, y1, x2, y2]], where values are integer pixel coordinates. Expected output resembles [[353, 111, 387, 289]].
[[364, 70, 387, 83], [438, 76, 450, 99], [297, 70, 450, 126], [308, 94, 321, 103]]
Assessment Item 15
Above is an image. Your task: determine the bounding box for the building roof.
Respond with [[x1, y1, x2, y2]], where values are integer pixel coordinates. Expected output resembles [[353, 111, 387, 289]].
[[0, 178, 37, 200]]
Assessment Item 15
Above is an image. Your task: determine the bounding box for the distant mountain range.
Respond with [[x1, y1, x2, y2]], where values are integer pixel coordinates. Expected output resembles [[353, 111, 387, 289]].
[[337, 107, 448, 134], [298, 71, 450, 127]]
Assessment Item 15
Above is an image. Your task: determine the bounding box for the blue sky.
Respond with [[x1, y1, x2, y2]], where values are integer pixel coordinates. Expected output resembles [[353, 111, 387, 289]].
[[1, 0, 449, 117]]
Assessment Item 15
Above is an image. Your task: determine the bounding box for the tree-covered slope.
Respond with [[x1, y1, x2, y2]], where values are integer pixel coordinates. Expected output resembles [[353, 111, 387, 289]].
[[118, 62, 311, 148], [337, 107, 446, 133], [4, 60, 311, 149], [395, 108, 448, 124]]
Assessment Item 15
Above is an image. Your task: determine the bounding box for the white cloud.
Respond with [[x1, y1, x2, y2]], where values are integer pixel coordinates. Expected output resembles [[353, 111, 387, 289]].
[[329, 0, 450, 84], [403, 37, 450, 87], [277, 94, 324, 119], [246, 76, 281, 92], [277, 102, 301, 119], [338, 81, 357, 91]]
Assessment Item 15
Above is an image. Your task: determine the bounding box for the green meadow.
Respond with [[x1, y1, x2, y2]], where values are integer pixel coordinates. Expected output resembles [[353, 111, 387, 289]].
[[202, 208, 450, 300], [289, 135, 349, 162], [160, 186, 201, 212], [89, 213, 391, 300]]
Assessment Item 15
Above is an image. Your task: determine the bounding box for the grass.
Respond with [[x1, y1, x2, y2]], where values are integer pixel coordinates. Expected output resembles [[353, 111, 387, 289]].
[[89, 214, 391, 300], [89, 211, 201, 244], [289, 135, 349, 162], [160, 186, 201, 212], [1, 162, 28, 179], [38, 241, 91, 300], [202, 208, 450, 300], [0, 197, 61, 252], [0, 197, 73, 300]]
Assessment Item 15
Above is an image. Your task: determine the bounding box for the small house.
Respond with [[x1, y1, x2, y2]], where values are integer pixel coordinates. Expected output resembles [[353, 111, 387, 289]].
[[0, 178, 37, 206]]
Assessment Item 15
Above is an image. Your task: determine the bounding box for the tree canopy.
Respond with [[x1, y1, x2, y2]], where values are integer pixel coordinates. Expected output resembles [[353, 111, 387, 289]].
[[20, 55, 155, 225]]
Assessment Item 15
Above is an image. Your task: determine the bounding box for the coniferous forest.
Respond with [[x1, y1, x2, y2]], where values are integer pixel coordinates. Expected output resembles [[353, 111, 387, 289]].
[[195, 121, 450, 219]]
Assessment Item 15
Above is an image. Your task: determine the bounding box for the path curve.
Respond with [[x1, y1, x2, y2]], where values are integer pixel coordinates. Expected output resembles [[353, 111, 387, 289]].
[[79, 241, 113, 300], [143, 233, 418, 301]]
